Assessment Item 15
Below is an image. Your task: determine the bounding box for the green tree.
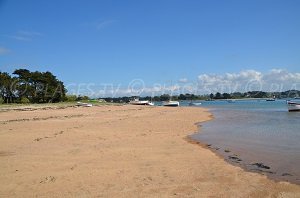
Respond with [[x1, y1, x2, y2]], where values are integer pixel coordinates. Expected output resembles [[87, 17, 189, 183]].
[[178, 94, 186, 100], [222, 93, 231, 99], [215, 92, 222, 99], [65, 95, 77, 102], [160, 94, 170, 101], [13, 69, 32, 100], [12, 69, 66, 103], [0, 72, 18, 103]]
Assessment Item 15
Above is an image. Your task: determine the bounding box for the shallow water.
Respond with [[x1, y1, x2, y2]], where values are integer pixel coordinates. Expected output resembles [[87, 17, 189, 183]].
[[184, 99, 300, 184]]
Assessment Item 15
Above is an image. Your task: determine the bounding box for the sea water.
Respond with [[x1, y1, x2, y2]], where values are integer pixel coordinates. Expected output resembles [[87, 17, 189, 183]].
[[183, 99, 300, 184]]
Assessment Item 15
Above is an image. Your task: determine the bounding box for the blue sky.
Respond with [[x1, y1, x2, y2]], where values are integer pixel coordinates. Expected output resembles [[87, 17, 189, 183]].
[[1, 0, 300, 96]]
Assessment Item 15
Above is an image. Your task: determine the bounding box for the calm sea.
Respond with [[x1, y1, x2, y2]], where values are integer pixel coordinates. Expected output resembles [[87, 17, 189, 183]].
[[177, 99, 300, 184]]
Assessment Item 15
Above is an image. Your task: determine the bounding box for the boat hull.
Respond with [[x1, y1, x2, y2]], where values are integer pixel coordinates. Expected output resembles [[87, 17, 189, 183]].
[[287, 102, 300, 112], [266, 99, 275, 101], [129, 100, 153, 105], [129, 101, 149, 105], [76, 102, 93, 107], [189, 102, 202, 106], [163, 101, 179, 107]]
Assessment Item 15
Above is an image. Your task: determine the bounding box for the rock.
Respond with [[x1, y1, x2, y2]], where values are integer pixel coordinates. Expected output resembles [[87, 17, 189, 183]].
[[282, 173, 293, 176], [251, 163, 270, 169], [228, 155, 242, 162], [224, 149, 231, 153]]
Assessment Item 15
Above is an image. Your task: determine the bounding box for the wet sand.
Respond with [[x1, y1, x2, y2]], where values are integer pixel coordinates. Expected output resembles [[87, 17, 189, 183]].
[[0, 105, 300, 197]]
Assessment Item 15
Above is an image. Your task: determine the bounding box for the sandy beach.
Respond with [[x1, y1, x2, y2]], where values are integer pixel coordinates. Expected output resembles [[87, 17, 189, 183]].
[[0, 105, 300, 197]]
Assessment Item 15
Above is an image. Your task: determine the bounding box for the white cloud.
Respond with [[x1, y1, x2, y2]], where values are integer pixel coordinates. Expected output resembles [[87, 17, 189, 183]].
[[0, 47, 10, 55], [5, 30, 42, 41], [65, 69, 300, 97], [95, 20, 116, 30], [197, 69, 300, 94], [83, 19, 117, 30], [178, 78, 188, 83]]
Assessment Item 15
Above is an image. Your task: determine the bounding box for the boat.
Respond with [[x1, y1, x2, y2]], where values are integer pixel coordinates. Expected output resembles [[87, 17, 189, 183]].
[[129, 98, 153, 106], [266, 98, 275, 101], [163, 101, 179, 107], [147, 102, 155, 106], [227, 99, 235, 103], [189, 102, 202, 106], [76, 102, 93, 107], [188, 98, 201, 106], [266, 95, 276, 101], [189, 102, 201, 106], [287, 101, 300, 112]]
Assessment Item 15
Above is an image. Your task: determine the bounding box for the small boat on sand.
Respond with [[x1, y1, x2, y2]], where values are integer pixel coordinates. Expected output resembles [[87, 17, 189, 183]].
[[287, 101, 300, 112], [77, 102, 93, 107], [163, 101, 179, 107], [129, 98, 153, 106], [147, 102, 155, 106]]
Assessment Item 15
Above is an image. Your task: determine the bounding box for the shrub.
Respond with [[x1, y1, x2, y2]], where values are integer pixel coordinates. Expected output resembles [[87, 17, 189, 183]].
[[20, 97, 30, 104], [65, 95, 77, 102]]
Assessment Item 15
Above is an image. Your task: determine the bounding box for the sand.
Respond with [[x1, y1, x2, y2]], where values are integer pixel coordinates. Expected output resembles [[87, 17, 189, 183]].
[[0, 105, 300, 197]]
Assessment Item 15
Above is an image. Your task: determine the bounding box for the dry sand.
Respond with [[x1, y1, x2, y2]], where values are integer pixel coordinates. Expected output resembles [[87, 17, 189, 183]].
[[0, 105, 300, 197]]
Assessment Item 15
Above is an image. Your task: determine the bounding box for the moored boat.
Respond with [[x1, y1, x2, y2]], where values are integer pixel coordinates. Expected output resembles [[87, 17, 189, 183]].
[[76, 102, 93, 107], [287, 101, 300, 112], [129, 98, 153, 106], [266, 98, 275, 101], [227, 99, 235, 103], [266, 95, 276, 101], [163, 101, 179, 107], [189, 102, 202, 106]]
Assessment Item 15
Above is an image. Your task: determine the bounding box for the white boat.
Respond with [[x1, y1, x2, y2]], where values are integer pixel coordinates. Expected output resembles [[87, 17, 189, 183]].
[[163, 101, 179, 107], [266, 95, 276, 101], [189, 102, 202, 106], [287, 101, 300, 112], [266, 98, 275, 101], [147, 102, 155, 106], [227, 99, 235, 103], [76, 102, 93, 107], [129, 98, 153, 106]]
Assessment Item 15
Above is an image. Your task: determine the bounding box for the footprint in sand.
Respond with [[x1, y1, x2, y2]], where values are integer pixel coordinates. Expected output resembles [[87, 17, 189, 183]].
[[0, 151, 15, 157], [70, 164, 77, 170], [34, 137, 43, 141], [40, 176, 56, 184], [54, 130, 64, 136]]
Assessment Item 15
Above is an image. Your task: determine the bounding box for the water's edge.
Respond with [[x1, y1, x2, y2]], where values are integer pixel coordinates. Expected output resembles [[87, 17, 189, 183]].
[[186, 111, 300, 185]]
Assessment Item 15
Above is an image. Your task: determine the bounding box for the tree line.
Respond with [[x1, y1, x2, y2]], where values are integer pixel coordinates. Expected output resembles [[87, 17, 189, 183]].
[[100, 90, 300, 103], [0, 69, 66, 104]]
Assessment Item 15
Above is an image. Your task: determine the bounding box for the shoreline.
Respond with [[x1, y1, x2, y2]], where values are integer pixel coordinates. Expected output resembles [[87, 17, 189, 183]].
[[188, 107, 300, 186], [186, 135, 300, 185], [1, 105, 300, 197]]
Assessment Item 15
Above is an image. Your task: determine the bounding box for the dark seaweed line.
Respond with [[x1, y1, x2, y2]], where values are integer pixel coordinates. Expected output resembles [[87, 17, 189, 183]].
[[0, 114, 84, 124]]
